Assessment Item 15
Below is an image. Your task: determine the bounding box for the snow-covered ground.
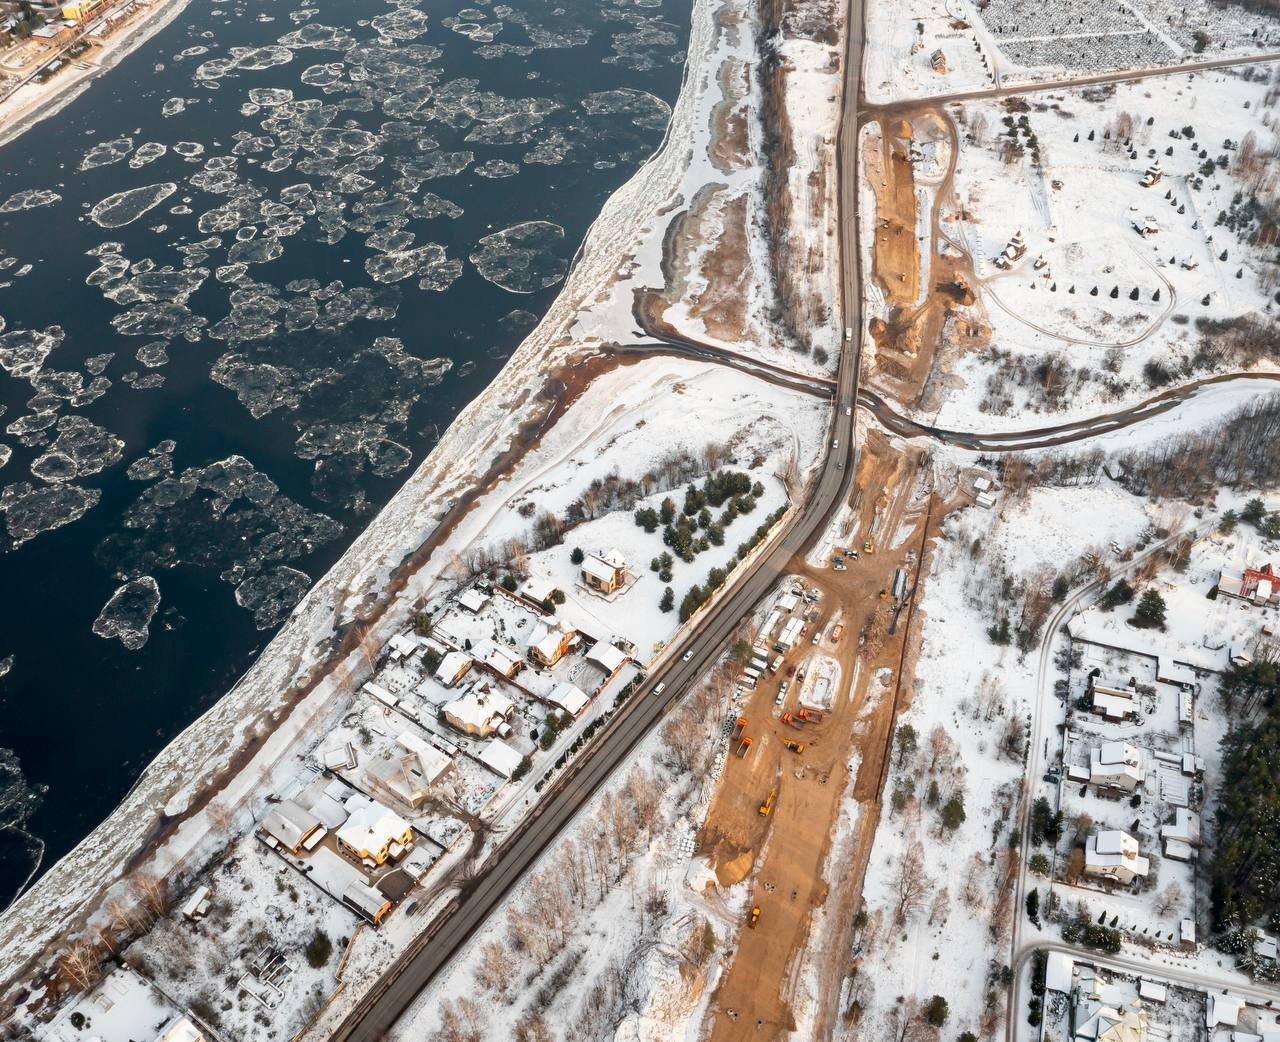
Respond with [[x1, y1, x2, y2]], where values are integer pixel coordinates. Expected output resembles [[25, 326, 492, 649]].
[[576, 0, 844, 376], [911, 66, 1280, 431], [386, 663, 743, 1042], [864, 0, 1280, 105], [851, 472, 1160, 1036]]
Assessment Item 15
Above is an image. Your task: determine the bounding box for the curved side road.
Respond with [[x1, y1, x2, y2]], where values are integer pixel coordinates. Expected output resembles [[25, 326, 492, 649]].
[[859, 370, 1280, 451]]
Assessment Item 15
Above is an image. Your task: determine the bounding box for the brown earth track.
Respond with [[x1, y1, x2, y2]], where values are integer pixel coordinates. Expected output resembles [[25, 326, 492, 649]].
[[701, 433, 947, 1041]]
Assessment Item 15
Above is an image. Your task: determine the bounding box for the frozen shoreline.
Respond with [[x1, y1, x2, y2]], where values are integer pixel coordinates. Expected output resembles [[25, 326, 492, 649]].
[[0, 0, 724, 994], [0, 0, 191, 152]]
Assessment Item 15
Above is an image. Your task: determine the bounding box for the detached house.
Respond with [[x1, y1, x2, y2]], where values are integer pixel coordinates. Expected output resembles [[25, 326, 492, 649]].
[[581, 549, 627, 594], [529, 621, 576, 667], [1084, 829, 1150, 885], [1089, 742, 1144, 793]]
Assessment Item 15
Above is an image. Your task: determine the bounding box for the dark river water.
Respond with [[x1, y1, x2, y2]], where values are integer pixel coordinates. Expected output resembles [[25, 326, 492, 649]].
[[0, 0, 688, 904]]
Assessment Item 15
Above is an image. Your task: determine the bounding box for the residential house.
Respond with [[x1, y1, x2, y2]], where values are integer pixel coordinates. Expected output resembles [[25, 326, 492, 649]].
[[1088, 675, 1139, 722], [443, 686, 515, 738], [1218, 563, 1280, 606], [529, 621, 576, 667], [1084, 830, 1150, 885], [1074, 1003, 1152, 1042], [335, 796, 414, 866], [1161, 807, 1201, 861], [581, 549, 627, 594], [457, 587, 490, 614], [471, 637, 524, 679], [260, 800, 325, 855], [434, 650, 473, 687], [342, 880, 392, 925], [156, 1018, 207, 1042], [367, 732, 452, 811], [1089, 742, 1144, 792]]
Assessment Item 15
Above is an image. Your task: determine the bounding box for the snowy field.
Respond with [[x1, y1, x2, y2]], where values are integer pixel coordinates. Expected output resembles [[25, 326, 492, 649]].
[[923, 65, 1280, 430], [865, 0, 1280, 104], [851, 467, 1164, 1037]]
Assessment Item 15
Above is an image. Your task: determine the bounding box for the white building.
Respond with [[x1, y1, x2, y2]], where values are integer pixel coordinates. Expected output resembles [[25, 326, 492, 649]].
[[366, 732, 453, 811], [457, 587, 491, 613], [1160, 807, 1201, 862], [156, 1018, 207, 1042], [336, 796, 414, 866], [1089, 742, 1144, 792], [586, 640, 628, 675], [547, 681, 590, 717], [582, 548, 627, 594], [260, 800, 325, 855], [1084, 830, 1150, 885], [434, 650, 473, 687], [443, 686, 515, 738]]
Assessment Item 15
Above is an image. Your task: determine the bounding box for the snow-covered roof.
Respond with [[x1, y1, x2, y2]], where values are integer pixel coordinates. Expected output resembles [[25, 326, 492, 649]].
[[397, 731, 452, 783], [156, 1018, 206, 1042], [582, 551, 624, 585], [435, 650, 473, 685], [471, 637, 523, 676], [443, 687, 514, 733], [388, 634, 417, 658], [1208, 994, 1243, 1028], [521, 577, 557, 604], [529, 621, 574, 662], [1160, 807, 1201, 845], [457, 587, 490, 613], [1090, 743, 1143, 785], [478, 739, 524, 779], [548, 681, 589, 716], [1138, 980, 1166, 1003], [1086, 830, 1150, 878], [586, 641, 628, 674], [336, 798, 411, 857], [261, 800, 322, 851], [342, 880, 389, 922], [1045, 951, 1074, 993]]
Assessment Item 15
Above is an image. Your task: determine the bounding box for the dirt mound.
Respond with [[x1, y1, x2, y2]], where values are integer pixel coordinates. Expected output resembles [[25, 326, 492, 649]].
[[715, 848, 755, 888]]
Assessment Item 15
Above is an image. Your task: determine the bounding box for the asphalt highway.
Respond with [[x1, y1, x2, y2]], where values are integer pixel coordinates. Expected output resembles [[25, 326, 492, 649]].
[[328, 3, 867, 1037]]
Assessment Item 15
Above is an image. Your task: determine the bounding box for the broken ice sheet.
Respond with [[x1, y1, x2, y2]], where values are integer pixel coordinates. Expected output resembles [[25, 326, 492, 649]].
[[92, 576, 161, 651]]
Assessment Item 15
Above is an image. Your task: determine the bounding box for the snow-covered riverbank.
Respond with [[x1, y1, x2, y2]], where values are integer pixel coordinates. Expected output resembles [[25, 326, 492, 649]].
[[0, 0, 746, 1000]]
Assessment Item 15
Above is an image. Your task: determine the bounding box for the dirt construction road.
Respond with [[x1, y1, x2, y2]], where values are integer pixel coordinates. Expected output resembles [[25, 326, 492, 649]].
[[702, 434, 944, 1040]]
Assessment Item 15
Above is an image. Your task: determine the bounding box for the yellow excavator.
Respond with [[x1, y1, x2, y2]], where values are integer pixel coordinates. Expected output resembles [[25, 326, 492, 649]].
[[759, 785, 777, 816]]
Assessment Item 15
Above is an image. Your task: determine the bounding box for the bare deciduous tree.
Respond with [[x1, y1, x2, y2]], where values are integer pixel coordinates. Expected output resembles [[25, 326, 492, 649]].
[[891, 839, 933, 924], [1156, 881, 1184, 916], [56, 941, 104, 994]]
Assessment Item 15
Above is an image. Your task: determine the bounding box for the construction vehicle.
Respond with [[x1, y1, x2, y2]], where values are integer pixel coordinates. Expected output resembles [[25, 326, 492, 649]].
[[759, 786, 776, 816], [732, 717, 747, 741], [797, 707, 824, 723], [735, 735, 753, 757], [878, 588, 889, 600], [830, 623, 844, 643], [749, 906, 762, 927], [781, 711, 802, 728], [784, 739, 805, 754], [863, 540, 874, 554]]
